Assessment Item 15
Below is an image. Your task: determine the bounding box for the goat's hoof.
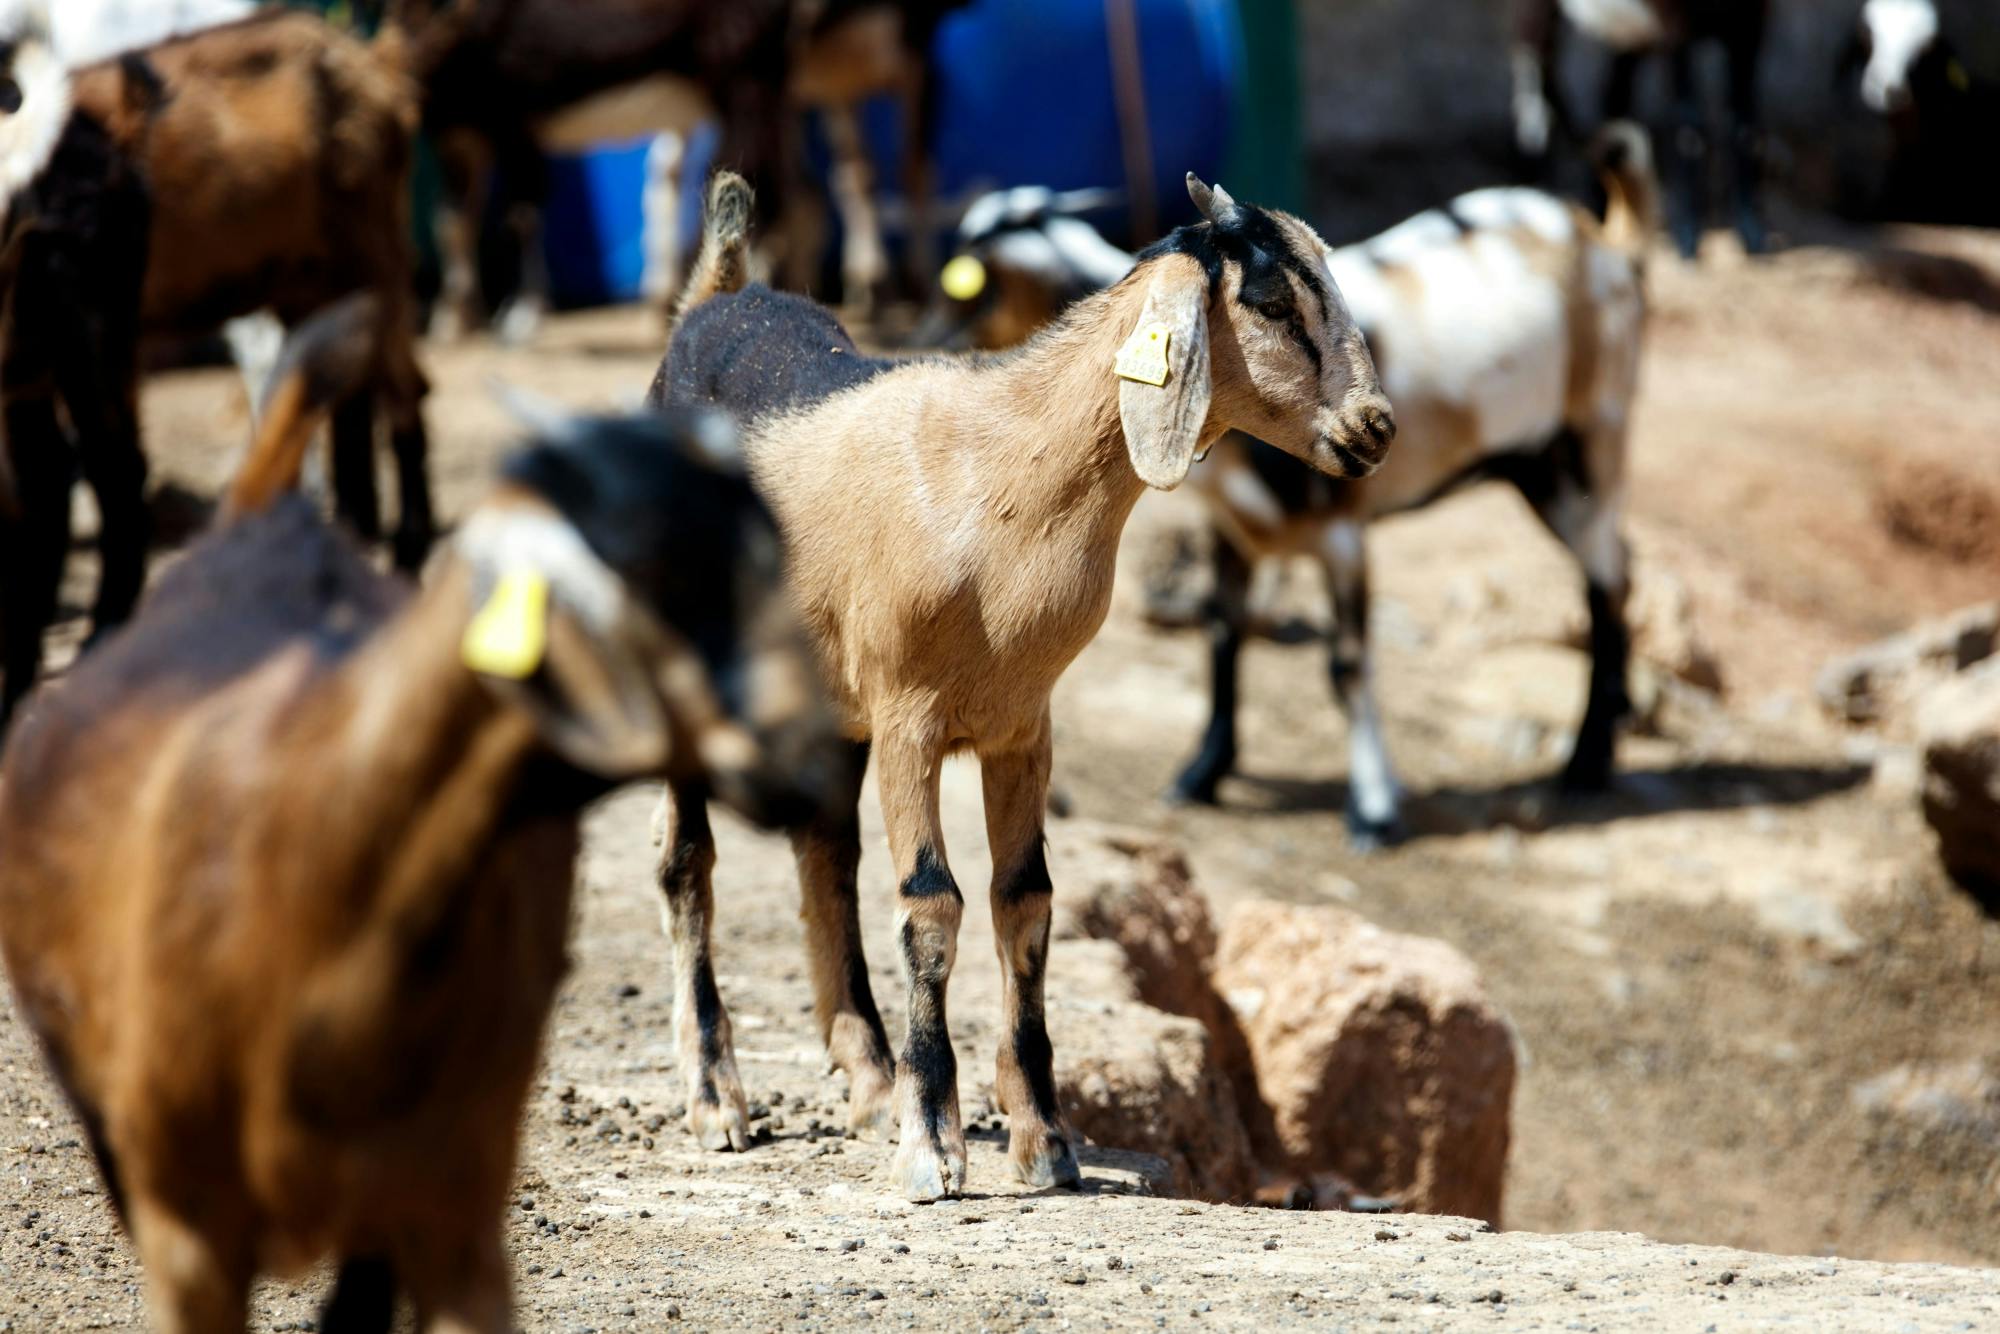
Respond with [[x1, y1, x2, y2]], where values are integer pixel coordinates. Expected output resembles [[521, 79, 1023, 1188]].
[[494, 298, 545, 348], [846, 1069, 898, 1142], [891, 1130, 969, 1202], [686, 1090, 751, 1153], [1167, 772, 1224, 807], [1344, 813, 1406, 853], [1010, 1130, 1081, 1190]]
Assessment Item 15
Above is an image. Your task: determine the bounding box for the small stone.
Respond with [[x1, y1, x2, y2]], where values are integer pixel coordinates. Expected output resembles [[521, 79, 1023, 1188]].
[[1062, 1269, 1087, 1286], [840, 1239, 865, 1253], [891, 1244, 910, 1254], [1375, 1229, 1399, 1242], [616, 984, 641, 999], [1262, 1239, 1278, 1251], [867, 1290, 886, 1302], [665, 1304, 681, 1320], [1107, 1255, 1124, 1271], [1476, 1289, 1503, 1304]]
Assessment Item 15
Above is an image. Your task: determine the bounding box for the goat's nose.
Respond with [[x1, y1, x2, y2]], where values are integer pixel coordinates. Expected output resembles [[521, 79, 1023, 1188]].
[[1338, 397, 1397, 469]]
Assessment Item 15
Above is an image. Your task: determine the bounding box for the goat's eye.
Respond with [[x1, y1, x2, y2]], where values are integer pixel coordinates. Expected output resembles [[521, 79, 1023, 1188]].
[[0, 80, 21, 116], [1255, 296, 1291, 322]]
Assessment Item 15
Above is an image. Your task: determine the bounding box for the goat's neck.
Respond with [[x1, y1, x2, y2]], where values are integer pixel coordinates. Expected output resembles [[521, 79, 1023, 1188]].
[[975, 279, 1165, 535], [309, 562, 545, 929]]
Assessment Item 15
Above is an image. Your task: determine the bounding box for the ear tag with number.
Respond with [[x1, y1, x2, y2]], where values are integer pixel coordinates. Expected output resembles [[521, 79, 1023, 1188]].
[[463, 569, 550, 680], [1114, 321, 1172, 387]]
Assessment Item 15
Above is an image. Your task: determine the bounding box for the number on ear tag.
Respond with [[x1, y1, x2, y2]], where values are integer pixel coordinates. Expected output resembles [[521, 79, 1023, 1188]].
[[1114, 322, 1173, 387], [463, 569, 550, 680]]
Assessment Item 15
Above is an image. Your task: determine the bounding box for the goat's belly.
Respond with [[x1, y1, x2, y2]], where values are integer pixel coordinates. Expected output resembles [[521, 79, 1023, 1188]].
[[537, 77, 712, 153]]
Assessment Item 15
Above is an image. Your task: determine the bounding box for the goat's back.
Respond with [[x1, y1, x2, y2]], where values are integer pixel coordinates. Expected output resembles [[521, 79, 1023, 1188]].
[[649, 283, 898, 430], [1, 498, 402, 799]]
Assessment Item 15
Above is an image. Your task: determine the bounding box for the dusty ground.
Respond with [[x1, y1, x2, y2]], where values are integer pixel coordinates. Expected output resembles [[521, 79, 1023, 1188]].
[[3, 229, 2000, 1329]]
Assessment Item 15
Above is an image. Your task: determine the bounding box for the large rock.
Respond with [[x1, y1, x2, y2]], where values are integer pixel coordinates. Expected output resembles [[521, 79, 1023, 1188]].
[[1917, 656, 2000, 907], [1047, 941, 1259, 1203], [1061, 835, 1223, 1031], [1629, 565, 1725, 695], [1213, 902, 1516, 1226], [1820, 602, 2000, 731]]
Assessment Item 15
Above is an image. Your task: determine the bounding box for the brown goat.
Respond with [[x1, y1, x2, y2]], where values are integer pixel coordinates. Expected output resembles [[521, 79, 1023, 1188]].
[[0, 324, 839, 1329], [650, 172, 1393, 1199], [69, 7, 442, 566]]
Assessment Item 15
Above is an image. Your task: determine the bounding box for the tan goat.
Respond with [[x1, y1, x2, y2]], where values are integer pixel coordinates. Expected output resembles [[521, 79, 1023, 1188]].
[[0, 311, 839, 1330], [648, 171, 1394, 1199]]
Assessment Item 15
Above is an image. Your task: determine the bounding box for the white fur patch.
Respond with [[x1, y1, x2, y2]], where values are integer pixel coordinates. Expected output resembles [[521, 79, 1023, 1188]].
[[1451, 187, 1577, 246], [1861, 0, 1940, 112], [1559, 0, 1666, 49], [1042, 216, 1137, 289], [455, 506, 626, 636], [0, 35, 69, 217], [1331, 208, 1571, 452], [42, 0, 252, 67]]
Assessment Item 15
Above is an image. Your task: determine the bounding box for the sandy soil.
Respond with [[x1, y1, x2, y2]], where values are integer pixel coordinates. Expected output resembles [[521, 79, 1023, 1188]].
[[4, 231, 2000, 1329]]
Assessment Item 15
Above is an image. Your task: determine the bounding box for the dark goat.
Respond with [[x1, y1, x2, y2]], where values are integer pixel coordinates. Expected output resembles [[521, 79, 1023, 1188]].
[[0, 340, 840, 1329], [0, 6, 449, 740], [1849, 0, 2000, 225], [1512, 0, 1768, 257]]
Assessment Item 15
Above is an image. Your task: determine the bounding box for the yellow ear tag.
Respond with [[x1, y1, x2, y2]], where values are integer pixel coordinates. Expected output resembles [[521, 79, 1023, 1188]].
[[462, 569, 550, 680], [1114, 321, 1172, 387], [940, 254, 987, 302]]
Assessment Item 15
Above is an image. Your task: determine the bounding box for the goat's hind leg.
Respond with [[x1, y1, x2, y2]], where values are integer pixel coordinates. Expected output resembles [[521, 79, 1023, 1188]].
[[0, 394, 72, 734], [1512, 429, 1631, 792], [983, 716, 1080, 1188], [655, 782, 751, 1151], [1319, 517, 1404, 849], [67, 363, 148, 645], [792, 740, 897, 1137], [1170, 531, 1251, 805], [879, 731, 967, 1201], [319, 1256, 397, 1334], [128, 1197, 251, 1334]]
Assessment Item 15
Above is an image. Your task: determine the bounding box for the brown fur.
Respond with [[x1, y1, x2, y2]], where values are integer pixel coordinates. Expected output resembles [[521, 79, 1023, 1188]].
[[654, 174, 1394, 1199], [0, 411, 836, 1327]]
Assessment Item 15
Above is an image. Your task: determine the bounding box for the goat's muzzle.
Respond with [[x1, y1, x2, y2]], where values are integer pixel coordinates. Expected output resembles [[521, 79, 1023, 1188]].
[[1316, 395, 1397, 479]]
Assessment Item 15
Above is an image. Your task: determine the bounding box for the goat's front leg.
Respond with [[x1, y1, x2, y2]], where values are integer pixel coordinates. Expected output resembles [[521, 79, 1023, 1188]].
[[403, 1225, 510, 1334], [982, 717, 1080, 1188], [878, 731, 967, 1200], [129, 1197, 250, 1334], [792, 740, 897, 1136], [1320, 517, 1404, 849], [656, 781, 750, 1151]]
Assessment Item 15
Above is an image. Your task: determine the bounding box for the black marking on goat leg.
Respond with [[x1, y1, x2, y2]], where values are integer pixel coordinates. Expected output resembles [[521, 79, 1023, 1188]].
[[996, 836, 1052, 905], [1564, 580, 1630, 792], [319, 1256, 397, 1334], [1173, 534, 1250, 803], [897, 918, 957, 1135], [1009, 932, 1061, 1121], [691, 957, 729, 1068], [900, 846, 960, 900]]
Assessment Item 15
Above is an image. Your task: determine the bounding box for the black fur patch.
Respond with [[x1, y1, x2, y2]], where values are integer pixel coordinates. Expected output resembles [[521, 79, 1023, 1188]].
[[503, 412, 780, 711], [1137, 203, 1331, 329], [996, 836, 1052, 904], [899, 846, 960, 901], [650, 284, 902, 431]]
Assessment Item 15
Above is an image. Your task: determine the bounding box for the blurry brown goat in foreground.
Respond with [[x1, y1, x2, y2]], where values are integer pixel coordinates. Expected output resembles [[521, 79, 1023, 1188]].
[[0, 3, 466, 739], [0, 303, 842, 1331], [649, 171, 1393, 1200]]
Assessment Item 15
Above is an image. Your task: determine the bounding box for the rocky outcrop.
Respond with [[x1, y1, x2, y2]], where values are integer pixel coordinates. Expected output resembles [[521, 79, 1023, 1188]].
[[1820, 602, 2000, 731], [1212, 902, 1517, 1227], [1046, 941, 1259, 1203], [1050, 828, 1517, 1224], [1917, 656, 2000, 908]]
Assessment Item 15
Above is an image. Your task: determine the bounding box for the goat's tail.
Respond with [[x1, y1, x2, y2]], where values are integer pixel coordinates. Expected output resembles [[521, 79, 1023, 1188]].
[[670, 171, 756, 338], [1591, 121, 1660, 270], [221, 295, 384, 522]]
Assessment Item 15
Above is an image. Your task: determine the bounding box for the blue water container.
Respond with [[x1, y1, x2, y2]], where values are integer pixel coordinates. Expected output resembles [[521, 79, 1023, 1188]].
[[540, 0, 1244, 305]]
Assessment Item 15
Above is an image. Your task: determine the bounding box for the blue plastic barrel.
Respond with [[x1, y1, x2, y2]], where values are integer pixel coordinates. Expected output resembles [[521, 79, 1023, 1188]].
[[541, 0, 1244, 306]]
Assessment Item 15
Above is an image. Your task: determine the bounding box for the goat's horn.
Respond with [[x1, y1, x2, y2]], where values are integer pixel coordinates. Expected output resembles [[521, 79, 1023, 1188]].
[[1186, 174, 1237, 223]]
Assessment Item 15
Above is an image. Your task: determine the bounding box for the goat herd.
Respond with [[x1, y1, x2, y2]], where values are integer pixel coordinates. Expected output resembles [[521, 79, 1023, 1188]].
[[0, 0, 1978, 1329]]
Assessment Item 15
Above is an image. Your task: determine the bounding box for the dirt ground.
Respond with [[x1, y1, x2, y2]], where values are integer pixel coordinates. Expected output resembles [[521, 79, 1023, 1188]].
[[3, 228, 1999, 1329]]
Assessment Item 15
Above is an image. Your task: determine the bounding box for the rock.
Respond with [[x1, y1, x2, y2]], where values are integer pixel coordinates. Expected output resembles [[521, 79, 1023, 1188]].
[[1212, 902, 1516, 1226], [1062, 835, 1222, 1028], [1629, 566, 1725, 695], [1852, 1060, 2000, 1149], [1818, 602, 2000, 730], [1047, 941, 1259, 1203], [1917, 656, 2000, 905]]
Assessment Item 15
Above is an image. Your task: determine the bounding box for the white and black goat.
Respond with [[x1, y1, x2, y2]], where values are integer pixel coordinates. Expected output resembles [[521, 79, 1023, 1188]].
[[1848, 0, 2000, 225]]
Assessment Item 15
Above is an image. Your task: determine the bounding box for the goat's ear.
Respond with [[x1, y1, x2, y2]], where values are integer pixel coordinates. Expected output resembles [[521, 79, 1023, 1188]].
[[457, 512, 677, 778], [1117, 263, 1212, 490]]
